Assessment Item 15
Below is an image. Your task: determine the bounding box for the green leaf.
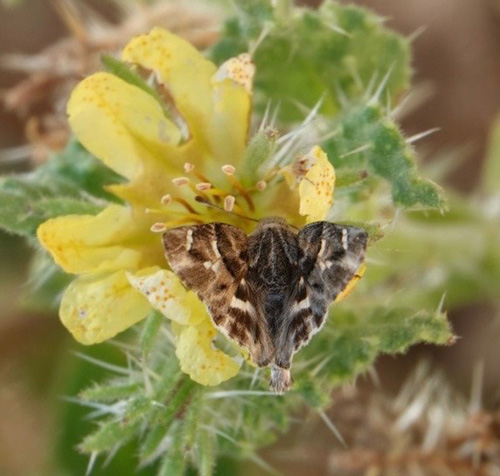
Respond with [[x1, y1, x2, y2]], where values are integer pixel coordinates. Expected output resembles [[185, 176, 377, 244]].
[[139, 425, 169, 465], [0, 179, 48, 236], [198, 430, 216, 476], [139, 310, 165, 356], [238, 128, 277, 186], [81, 419, 142, 453], [0, 176, 104, 237], [157, 422, 188, 476], [156, 377, 197, 425], [0, 140, 122, 238], [210, 0, 410, 121], [300, 305, 452, 386], [53, 344, 157, 476], [35, 139, 124, 202], [325, 103, 446, 210], [364, 203, 500, 309], [80, 382, 142, 402]]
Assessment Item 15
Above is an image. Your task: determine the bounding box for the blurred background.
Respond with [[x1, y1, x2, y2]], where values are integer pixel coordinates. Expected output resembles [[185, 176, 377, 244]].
[[1, 0, 499, 475]]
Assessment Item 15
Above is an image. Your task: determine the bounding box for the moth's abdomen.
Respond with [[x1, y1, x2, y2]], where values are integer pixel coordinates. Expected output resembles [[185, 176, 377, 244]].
[[263, 292, 287, 337]]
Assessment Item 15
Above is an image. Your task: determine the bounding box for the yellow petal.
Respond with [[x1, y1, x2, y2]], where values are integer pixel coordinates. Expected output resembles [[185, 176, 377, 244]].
[[335, 264, 366, 302], [67, 72, 181, 181], [123, 28, 251, 167], [175, 319, 241, 386], [127, 268, 205, 326], [60, 270, 152, 344], [298, 146, 336, 223], [37, 205, 144, 274], [213, 53, 255, 95], [209, 62, 253, 168]]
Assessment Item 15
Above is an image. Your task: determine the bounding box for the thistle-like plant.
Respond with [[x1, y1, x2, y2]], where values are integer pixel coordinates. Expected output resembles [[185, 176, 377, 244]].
[[3, 1, 499, 475]]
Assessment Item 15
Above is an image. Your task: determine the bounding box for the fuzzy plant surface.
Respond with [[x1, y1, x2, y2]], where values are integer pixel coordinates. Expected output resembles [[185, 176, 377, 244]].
[[4, 1, 496, 475]]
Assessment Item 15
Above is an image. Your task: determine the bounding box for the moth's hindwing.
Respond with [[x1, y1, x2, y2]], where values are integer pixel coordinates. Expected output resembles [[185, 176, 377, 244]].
[[163, 223, 273, 366]]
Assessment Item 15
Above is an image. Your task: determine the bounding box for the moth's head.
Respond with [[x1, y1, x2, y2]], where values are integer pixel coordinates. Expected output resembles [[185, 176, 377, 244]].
[[253, 216, 293, 232]]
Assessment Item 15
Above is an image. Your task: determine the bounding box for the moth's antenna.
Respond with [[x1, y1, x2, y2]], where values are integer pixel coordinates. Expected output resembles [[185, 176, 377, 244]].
[[195, 196, 259, 223]]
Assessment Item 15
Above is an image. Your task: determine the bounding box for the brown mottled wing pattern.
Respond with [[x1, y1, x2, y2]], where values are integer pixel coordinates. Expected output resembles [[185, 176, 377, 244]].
[[273, 222, 368, 373], [163, 223, 273, 366]]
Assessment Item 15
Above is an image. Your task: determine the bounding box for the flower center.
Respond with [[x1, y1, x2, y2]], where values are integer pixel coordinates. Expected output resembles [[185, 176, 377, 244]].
[[149, 162, 271, 232]]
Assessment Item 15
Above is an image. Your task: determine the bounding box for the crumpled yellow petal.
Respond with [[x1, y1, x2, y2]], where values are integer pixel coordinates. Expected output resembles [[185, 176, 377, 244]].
[[335, 264, 366, 302], [37, 205, 143, 274], [60, 269, 152, 344], [67, 72, 181, 181], [174, 319, 241, 386], [127, 268, 205, 326], [213, 53, 255, 94], [298, 146, 336, 223], [122, 27, 251, 167]]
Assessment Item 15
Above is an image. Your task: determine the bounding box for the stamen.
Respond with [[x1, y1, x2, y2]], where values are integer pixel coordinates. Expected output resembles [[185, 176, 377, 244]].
[[221, 164, 236, 175], [195, 182, 212, 191], [232, 203, 254, 219], [161, 194, 171, 205], [172, 177, 190, 187], [183, 162, 195, 173], [201, 187, 226, 198], [195, 196, 258, 223], [199, 187, 225, 204], [192, 170, 212, 184], [172, 197, 199, 214], [150, 222, 167, 233], [256, 180, 267, 191], [224, 195, 236, 212], [224, 174, 255, 211], [145, 208, 169, 215]]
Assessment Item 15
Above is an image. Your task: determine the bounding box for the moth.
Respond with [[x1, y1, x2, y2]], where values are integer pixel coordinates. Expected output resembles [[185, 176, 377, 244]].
[[163, 218, 367, 394]]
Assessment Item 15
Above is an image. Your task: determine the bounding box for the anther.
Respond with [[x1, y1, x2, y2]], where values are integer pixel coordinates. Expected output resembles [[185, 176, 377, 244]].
[[150, 222, 167, 233], [172, 177, 190, 186], [224, 195, 236, 212], [256, 180, 267, 191], [221, 164, 236, 175], [161, 194, 171, 205], [195, 182, 212, 191], [183, 162, 195, 173]]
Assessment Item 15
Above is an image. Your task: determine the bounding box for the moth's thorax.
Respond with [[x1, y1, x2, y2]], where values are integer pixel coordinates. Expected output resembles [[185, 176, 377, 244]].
[[247, 219, 299, 293]]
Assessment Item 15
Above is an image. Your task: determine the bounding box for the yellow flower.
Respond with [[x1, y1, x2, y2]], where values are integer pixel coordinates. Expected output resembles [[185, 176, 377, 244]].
[[37, 27, 355, 386]]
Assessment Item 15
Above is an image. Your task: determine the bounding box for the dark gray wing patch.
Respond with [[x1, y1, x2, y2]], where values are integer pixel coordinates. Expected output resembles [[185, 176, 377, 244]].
[[274, 222, 367, 371]]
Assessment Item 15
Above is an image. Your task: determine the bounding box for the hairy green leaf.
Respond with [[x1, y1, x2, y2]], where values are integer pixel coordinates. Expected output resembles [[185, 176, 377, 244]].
[[139, 310, 165, 356], [211, 0, 410, 121], [80, 419, 142, 453], [326, 103, 446, 210], [35, 140, 124, 202], [0, 140, 122, 237], [300, 304, 452, 386], [80, 383, 142, 402]]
